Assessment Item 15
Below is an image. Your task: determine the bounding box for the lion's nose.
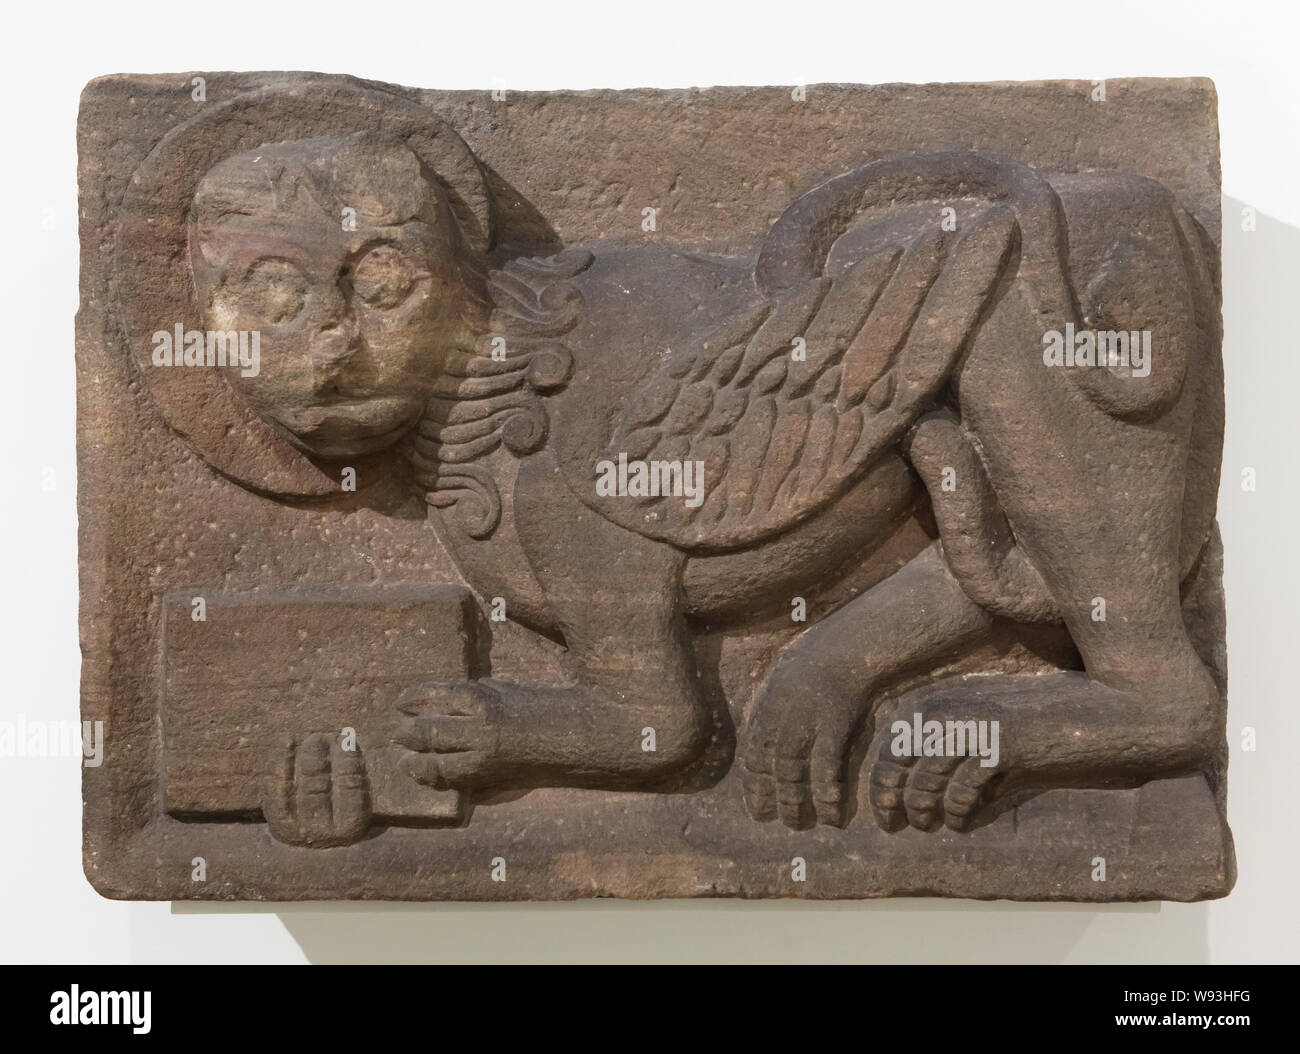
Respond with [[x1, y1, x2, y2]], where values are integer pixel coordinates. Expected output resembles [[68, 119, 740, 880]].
[[311, 325, 363, 393], [310, 279, 364, 392]]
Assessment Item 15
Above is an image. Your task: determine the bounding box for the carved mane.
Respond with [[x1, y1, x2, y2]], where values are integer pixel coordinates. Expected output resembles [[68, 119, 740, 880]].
[[407, 248, 594, 537]]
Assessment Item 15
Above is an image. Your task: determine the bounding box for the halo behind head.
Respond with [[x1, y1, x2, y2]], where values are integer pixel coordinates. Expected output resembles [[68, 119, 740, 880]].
[[115, 82, 492, 498]]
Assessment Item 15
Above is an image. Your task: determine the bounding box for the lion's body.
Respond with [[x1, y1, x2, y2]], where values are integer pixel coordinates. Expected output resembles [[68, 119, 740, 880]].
[[408, 155, 1226, 829], [427, 165, 1220, 638]]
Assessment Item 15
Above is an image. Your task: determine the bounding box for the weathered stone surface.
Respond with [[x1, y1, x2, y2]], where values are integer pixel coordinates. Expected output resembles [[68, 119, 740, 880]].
[[78, 74, 1233, 900]]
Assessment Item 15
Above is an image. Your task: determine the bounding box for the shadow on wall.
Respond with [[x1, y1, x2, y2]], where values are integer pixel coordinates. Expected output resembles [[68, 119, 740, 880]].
[[164, 196, 1298, 965], [170, 898, 1181, 965], [1213, 197, 1300, 964]]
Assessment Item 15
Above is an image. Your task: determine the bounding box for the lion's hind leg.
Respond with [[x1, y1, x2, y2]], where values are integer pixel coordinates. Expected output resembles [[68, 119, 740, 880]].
[[922, 246, 1226, 822]]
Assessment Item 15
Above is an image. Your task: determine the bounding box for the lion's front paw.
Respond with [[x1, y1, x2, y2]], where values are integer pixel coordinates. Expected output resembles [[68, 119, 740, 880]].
[[864, 702, 1003, 832], [741, 659, 867, 830], [261, 733, 372, 847], [395, 680, 503, 789]]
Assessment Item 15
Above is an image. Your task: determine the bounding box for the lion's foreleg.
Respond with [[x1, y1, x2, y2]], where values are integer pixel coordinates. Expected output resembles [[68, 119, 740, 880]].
[[487, 450, 712, 787]]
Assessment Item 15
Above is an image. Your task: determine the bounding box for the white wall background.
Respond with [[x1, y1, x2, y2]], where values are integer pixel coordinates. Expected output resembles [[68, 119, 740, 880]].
[[2, 0, 1296, 964]]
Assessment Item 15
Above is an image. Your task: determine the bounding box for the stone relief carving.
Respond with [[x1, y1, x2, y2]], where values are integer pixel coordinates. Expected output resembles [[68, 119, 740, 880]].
[[80, 75, 1232, 899]]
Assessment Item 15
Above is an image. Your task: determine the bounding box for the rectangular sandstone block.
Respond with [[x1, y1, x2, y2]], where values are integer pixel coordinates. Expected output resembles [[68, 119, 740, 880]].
[[78, 73, 1231, 901], [160, 585, 477, 823]]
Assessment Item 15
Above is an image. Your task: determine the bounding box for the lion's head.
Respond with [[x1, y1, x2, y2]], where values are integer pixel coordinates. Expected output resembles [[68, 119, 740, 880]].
[[187, 125, 593, 536], [189, 131, 486, 460]]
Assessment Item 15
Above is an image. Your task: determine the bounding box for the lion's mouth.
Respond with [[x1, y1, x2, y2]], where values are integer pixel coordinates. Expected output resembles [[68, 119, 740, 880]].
[[274, 394, 422, 457]]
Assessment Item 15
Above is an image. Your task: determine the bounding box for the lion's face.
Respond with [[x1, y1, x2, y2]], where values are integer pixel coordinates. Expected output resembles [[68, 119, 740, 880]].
[[191, 133, 467, 459]]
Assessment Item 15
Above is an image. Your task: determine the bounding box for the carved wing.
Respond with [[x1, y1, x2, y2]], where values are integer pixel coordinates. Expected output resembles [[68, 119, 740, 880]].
[[577, 154, 1050, 551]]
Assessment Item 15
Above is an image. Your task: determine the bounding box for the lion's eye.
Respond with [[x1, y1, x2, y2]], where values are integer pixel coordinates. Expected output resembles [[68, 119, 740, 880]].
[[215, 258, 308, 325], [351, 245, 417, 309]]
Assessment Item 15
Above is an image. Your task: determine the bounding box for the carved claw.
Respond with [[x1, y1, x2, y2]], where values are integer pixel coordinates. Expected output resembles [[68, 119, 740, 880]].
[[741, 659, 864, 830], [394, 680, 502, 789], [863, 706, 1002, 832], [261, 732, 372, 847]]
